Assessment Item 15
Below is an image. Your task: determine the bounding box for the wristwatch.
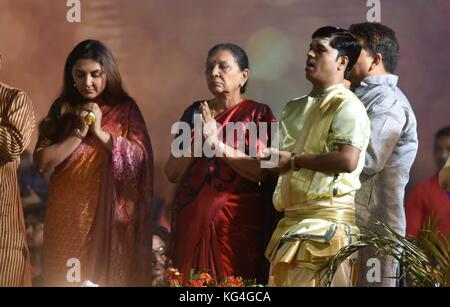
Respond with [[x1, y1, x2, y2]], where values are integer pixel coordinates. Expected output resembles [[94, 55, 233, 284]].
[[73, 128, 86, 140], [290, 153, 301, 171]]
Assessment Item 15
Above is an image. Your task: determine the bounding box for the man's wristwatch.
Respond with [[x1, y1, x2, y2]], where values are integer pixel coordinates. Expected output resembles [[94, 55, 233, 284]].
[[73, 128, 86, 141], [290, 153, 301, 171]]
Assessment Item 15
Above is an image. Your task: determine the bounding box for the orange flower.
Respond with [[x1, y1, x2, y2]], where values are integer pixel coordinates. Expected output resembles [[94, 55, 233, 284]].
[[167, 268, 184, 287], [188, 279, 206, 287], [221, 276, 245, 287], [163, 268, 257, 287], [198, 272, 215, 286]]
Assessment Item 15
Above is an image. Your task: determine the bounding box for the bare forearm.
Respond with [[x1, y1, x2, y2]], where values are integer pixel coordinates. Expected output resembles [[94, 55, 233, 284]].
[[295, 151, 357, 174], [221, 144, 267, 182], [34, 135, 82, 173], [165, 137, 198, 182], [165, 154, 195, 183], [95, 130, 112, 152], [222, 157, 267, 182]]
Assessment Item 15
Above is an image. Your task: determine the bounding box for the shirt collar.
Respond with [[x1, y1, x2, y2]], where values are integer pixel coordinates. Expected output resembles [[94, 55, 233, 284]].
[[309, 83, 344, 100], [360, 74, 399, 88]]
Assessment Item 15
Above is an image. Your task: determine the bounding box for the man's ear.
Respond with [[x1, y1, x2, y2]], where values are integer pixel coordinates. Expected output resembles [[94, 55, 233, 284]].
[[338, 55, 349, 72], [370, 52, 383, 71]]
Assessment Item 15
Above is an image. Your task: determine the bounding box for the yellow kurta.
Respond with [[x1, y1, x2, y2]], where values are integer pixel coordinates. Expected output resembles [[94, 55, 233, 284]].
[[274, 84, 370, 209], [266, 84, 370, 286]]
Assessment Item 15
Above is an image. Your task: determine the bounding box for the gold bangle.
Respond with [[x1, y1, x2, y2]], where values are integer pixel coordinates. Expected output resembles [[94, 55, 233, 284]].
[[290, 153, 300, 171]]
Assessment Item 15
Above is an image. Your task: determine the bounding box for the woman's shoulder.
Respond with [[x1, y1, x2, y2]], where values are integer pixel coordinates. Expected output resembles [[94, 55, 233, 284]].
[[188, 100, 203, 110], [120, 98, 138, 108], [243, 99, 276, 119], [182, 100, 210, 116], [118, 98, 144, 114], [177, 100, 203, 123], [244, 99, 272, 110]]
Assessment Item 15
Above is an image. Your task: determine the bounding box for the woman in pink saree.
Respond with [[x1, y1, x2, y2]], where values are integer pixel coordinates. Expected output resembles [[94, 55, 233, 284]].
[[34, 40, 153, 286]]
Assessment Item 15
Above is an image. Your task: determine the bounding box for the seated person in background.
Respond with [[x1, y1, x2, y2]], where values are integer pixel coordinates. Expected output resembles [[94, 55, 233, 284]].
[[24, 204, 46, 286], [18, 150, 49, 208], [152, 225, 171, 286], [407, 126, 450, 236]]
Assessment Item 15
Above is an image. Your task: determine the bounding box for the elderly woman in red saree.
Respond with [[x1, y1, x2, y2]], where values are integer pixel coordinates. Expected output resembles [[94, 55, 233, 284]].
[[165, 43, 277, 282], [34, 40, 153, 286]]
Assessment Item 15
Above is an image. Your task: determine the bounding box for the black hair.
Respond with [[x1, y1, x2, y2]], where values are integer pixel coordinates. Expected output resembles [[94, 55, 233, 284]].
[[349, 22, 399, 73], [312, 26, 362, 78], [42, 40, 132, 142], [435, 126, 450, 144], [24, 205, 46, 222], [60, 39, 131, 107], [206, 43, 249, 94], [153, 224, 170, 245]]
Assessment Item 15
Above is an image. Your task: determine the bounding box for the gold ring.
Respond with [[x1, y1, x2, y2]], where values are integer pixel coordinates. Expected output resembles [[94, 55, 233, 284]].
[[85, 112, 96, 126]]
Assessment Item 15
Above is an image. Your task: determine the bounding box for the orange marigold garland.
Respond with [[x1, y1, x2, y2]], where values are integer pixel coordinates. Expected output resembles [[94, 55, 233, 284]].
[[163, 268, 261, 287]]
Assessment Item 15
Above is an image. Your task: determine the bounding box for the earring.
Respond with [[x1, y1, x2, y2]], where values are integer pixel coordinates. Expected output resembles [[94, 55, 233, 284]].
[[73, 83, 77, 88]]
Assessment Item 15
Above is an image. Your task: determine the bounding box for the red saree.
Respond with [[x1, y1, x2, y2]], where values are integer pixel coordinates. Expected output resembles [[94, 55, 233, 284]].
[[40, 99, 153, 286], [170, 100, 276, 282]]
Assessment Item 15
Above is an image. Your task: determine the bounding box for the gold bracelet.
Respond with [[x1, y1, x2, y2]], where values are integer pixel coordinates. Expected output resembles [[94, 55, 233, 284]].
[[290, 153, 300, 171]]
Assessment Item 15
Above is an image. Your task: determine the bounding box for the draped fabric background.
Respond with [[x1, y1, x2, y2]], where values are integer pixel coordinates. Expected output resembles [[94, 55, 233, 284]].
[[1, 0, 449, 227]]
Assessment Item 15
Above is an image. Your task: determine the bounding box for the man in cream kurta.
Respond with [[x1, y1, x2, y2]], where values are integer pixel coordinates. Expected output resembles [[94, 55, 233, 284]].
[[262, 26, 370, 287]]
